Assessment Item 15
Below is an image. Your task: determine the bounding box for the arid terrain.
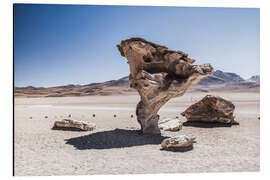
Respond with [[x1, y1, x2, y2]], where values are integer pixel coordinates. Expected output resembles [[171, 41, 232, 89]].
[[14, 70, 259, 98], [14, 91, 260, 176]]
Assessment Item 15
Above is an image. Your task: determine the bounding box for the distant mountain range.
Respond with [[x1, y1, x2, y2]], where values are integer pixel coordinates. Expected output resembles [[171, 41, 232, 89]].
[[247, 75, 260, 84], [198, 70, 245, 85], [14, 70, 260, 97]]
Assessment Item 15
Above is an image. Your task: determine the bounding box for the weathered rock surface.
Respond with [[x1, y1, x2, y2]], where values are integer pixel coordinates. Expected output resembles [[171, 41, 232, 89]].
[[181, 95, 237, 124], [158, 118, 183, 131], [161, 135, 196, 151], [117, 37, 213, 134], [52, 119, 96, 131]]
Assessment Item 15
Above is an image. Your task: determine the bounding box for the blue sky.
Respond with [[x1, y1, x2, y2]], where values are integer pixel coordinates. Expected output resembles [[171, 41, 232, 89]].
[[14, 4, 260, 87]]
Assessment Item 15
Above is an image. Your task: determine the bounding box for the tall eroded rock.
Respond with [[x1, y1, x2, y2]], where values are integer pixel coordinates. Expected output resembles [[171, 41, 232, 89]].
[[117, 38, 213, 134]]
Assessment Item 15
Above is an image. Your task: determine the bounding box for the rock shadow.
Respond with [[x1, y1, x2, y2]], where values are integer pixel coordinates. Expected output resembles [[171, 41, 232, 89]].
[[160, 145, 194, 152], [65, 128, 168, 150], [52, 127, 86, 131], [183, 121, 239, 128]]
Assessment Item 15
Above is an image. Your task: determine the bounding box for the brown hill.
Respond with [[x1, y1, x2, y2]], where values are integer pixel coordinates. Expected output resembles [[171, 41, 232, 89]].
[[14, 70, 259, 98]]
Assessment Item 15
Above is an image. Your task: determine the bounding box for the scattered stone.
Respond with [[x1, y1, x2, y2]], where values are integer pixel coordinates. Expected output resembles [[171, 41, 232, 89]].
[[258, 116, 260, 120], [131, 114, 133, 118], [52, 119, 96, 131], [68, 114, 71, 117], [92, 114, 95, 117], [45, 116, 48, 119], [176, 116, 179, 119], [114, 114, 117, 117], [158, 118, 183, 131], [181, 95, 238, 125], [29, 117, 32, 119], [161, 135, 196, 151], [117, 38, 213, 134], [126, 126, 137, 130]]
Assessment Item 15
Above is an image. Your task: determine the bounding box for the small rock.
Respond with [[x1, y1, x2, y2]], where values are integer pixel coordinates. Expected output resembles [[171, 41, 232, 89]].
[[181, 95, 237, 124], [68, 114, 71, 117], [45, 116, 48, 118], [29, 117, 32, 119], [92, 114, 95, 117], [131, 115, 133, 118], [161, 135, 196, 151], [114, 114, 117, 117], [52, 119, 96, 131], [158, 118, 183, 131]]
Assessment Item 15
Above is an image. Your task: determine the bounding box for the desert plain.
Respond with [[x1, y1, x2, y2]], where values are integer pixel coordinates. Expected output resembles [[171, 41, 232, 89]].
[[14, 91, 260, 176]]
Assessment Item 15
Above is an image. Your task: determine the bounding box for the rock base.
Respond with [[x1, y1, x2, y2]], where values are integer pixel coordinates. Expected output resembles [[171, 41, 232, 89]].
[[158, 118, 183, 131]]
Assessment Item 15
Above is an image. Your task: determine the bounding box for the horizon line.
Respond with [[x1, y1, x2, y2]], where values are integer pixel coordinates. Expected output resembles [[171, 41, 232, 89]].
[[14, 69, 260, 88]]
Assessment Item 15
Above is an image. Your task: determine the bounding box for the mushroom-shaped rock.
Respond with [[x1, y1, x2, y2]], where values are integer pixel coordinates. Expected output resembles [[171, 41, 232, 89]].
[[158, 118, 183, 131], [52, 119, 96, 131], [161, 135, 196, 151], [181, 95, 237, 124], [117, 38, 213, 134]]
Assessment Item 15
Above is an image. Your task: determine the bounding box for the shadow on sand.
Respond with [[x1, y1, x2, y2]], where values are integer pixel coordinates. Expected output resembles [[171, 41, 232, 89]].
[[183, 121, 239, 128], [161, 145, 194, 152], [65, 128, 168, 150], [52, 127, 86, 131]]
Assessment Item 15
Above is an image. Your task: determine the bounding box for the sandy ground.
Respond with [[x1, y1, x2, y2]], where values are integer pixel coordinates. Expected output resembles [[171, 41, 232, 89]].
[[14, 92, 260, 176]]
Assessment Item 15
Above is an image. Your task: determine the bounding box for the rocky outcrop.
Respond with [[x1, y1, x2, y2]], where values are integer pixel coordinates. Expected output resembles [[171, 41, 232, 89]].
[[161, 135, 196, 151], [117, 37, 213, 134], [52, 119, 96, 131], [181, 95, 237, 124], [158, 118, 183, 131]]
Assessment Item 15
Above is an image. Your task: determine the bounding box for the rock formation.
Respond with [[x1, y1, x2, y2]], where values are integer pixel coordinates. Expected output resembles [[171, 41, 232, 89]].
[[158, 118, 183, 131], [52, 119, 96, 131], [161, 135, 196, 151], [181, 95, 237, 124], [117, 38, 213, 134]]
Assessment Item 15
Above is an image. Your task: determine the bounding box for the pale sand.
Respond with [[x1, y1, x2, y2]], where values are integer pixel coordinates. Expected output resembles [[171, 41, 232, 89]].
[[14, 92, 260, 176]]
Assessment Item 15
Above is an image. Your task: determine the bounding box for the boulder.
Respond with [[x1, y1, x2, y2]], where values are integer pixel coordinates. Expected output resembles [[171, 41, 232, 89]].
[[117, 37, 213, 134], [181, 95, 237, 124], [158, 118, 183, 131], [161, 135, 196, 151], [52, 119, 96, 131]]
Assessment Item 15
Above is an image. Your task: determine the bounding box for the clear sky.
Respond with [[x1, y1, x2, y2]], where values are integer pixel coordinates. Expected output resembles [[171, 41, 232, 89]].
[[14, 4, 260, 87]]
